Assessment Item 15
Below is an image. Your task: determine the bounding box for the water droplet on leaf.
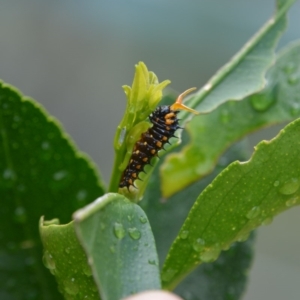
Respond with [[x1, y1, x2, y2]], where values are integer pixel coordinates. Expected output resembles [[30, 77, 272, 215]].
[[64, 278, 79, 296], [193, 238, 205, 252], [83, 264, 92, 276], [246, 206, 261, 219], [148, 259, 157, 265], [42, 251, 56, 272], [237, 232, 250, 242], [114, 223, 125, 239], [250, 92, 276, 112], [262, 217, 273, 226], [285, 196, 298, 207], [279, 178, 299, 195], [76, 189, 87, 202], [139, 216, 147, 224], [273, 180, 280, 187], [180, 230, 189, 239], [53, 170, 68, 181], [199, 245, 221, 263], [128, 227, 141, 240]]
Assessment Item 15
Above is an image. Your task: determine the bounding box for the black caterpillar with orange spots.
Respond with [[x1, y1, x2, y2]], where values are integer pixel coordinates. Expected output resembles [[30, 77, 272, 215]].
[[119, 87, 199, 190]]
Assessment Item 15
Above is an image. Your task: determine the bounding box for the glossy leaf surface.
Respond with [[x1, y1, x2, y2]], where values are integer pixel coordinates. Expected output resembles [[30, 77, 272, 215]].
[[39, 218, 99, 300], [74, 193, 161, 300], [0, 81, 105, 299], [161, 118, 300, 290], [161, 41, 300, 197], [141, 141, 255, 300], [182, 0, 294, 116]]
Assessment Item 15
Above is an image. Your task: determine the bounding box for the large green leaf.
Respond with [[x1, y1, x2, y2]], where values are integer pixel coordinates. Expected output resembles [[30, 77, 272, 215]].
[[181, 0, 294, 117], [161, 41, 300, 198], [0, 81, 105, 299], [39, 218, 99, 300], [141, 140, 254, 300], [73, 193, 161, 300], [174, 233, 255, 300], [161, 117, 300, 290]]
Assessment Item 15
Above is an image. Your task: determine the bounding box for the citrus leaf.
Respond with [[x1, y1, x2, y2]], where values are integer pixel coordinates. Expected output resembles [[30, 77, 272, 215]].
[[0, 81, 105, 299], [161, 41, 300, 198], [73, 193, 161, 300], [39, 218, 99, 300], [141, 141, 254, 300], [174, 233, 255, 300], [161, 117, 300, 290], [182, 0, 295, 117]]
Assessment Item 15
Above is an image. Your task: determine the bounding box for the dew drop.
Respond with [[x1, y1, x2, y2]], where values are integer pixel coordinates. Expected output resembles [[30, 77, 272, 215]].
[[65, 248, 70, 254], [199, 245, 221, 263], [128, 227, 141, 240], [114, 223, 125, 240], [193, 238, 205, 252], [180, 230, 189, 239], [250, 92, 275, 112], [41, 141, 50, 150], [246, 206, 261, 219], [262, 217, 273, 226], [285, 196, 298, 207], [148, 259, 157, 265], [273, 180, 280, 187], [161, 268, 178, 282], [3, 168, 16, 181], [14, 206, 27, 224], [64, 278, 79, 296], [83, 264, 92, 276], [139, 216, 147, 224], [237, 232, 250, 242], [42, 251, 56, 272], [53, 170, 68, 181], [279, 178, 300, 195], [76, 189, 87, 202]]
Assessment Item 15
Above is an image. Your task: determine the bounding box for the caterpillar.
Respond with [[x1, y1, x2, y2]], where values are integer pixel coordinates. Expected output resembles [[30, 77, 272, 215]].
[[119, 87, 199, 190]]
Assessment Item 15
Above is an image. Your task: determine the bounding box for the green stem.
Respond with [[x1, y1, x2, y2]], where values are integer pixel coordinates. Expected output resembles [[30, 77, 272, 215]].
[[108, 150, 123, 193]]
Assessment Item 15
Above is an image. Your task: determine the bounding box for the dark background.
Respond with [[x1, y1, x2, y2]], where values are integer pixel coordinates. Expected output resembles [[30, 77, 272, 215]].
[[1, 1, 299, 299]]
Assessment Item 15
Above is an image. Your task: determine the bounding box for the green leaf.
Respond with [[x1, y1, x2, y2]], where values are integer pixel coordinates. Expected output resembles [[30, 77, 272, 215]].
[[141, 141, 254, 300], [73, 193, 161, 300], [174, 233, 255, 300], [161, 41, 300, 198], [0, 81, 105, 299], [39, 218, 99, 300], [181, 0, 295, 116], [161, 117, 300, 290]]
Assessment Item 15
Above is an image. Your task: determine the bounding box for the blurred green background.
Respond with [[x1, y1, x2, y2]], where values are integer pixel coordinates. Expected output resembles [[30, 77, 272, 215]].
[[0, 1, 299, 299]]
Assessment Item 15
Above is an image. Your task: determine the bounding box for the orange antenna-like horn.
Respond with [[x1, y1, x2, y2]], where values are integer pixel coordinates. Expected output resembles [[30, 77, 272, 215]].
[[170, 87, 199, 114]]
